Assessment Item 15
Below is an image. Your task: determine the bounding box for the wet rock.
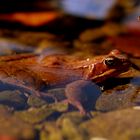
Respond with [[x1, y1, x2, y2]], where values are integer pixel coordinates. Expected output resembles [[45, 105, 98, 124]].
[[60, 118, 85, 140], [57, 111, 89, 125], [49, 102, 68, 112], [47, 88, 66, 102], [0, 90, 27, 110], [27, 94, 47, 108], [39, 88, 66, 104], [40, 122, 63, 140], [96, 84, 139, 111], [41, 119, 85, 140], [81, 108, 140, 140], [14, 105, 55, 124], [0, 109, 35, 140], [43, 102, 69, 121]]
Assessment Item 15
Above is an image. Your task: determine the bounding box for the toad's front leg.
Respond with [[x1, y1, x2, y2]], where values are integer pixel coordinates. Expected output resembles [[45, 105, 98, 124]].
[[65, 80, 101, 117]]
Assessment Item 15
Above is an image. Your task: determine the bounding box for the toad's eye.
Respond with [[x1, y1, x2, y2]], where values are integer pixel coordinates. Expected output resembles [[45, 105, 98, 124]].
[[104, 57, 117, 66]]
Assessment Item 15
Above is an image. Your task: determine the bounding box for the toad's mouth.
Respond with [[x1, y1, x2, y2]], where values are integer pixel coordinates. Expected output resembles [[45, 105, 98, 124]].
[[92, 67, 130, 83]]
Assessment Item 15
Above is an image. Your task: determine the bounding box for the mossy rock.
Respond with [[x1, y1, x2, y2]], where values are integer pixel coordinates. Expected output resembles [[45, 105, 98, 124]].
[[14, 105, 55, 124], [47, 88, 66, 102], [57, 111, 91, 126], [40, 122, 63, 140], [0, 109, 35, 139], [49, 102, 68, 112], [40, 119, 85, 140], [60, 118, 86, 140], [27, 94, 47, 107], [81, 108, 140, 140]]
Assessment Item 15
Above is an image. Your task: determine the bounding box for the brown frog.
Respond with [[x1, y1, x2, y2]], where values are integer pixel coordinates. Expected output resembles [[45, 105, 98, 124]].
[[0, 50, 131, 116]]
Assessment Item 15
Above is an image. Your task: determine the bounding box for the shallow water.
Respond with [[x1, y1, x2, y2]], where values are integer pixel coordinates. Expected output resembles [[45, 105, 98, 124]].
[[0, 5, 140, 139]]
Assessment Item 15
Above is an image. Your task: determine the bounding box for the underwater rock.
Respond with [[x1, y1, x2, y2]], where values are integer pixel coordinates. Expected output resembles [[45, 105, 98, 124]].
[[41, 118, 85, 140], [0, 90, 27, 110], [27, 94, 47, 108], [96, 84, 139, 111], [14, 105, 55, 124]]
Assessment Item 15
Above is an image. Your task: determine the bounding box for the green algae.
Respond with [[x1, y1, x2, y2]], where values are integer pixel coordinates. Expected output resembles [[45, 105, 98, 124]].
[[14, 105, 55, 124]]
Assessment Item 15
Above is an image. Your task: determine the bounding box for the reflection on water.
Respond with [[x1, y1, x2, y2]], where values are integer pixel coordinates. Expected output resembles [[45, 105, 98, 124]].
[[131, 77, 140, 87], [60, 0, 116, 18]]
